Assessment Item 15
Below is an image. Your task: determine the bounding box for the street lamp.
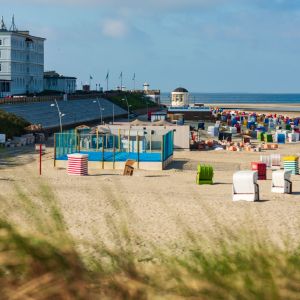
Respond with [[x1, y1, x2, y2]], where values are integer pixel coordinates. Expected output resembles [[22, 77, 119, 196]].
[[50, 99, 65, 133], [93, 99, 105, 124], [144, 96, 149, 118], [112, 104, 115, 124], [122, 97, 131, 122]]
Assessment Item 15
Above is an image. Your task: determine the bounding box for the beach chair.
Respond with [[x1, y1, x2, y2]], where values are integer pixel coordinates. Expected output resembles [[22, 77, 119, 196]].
[[232, 171, 259, 202], [271, 154, 281, 169], [276, 132, 286, 144], [271, 170, 292, 194], [264, 133, 273, 143], [243, 135, 251, 144], [260, 155, 271, 168], [283, 156, 299, 175], [123, 160, 136, 176], [251, 162, 267, 180], [196, 164, 214, 185]]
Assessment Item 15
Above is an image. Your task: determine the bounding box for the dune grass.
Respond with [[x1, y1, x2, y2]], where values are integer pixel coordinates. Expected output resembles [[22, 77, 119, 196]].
[[1, 182, 300, 299]]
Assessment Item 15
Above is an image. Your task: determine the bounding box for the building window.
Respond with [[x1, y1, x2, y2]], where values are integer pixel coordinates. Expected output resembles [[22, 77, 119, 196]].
[[0, 40, 2, 46], [0, 64, 1, 72]]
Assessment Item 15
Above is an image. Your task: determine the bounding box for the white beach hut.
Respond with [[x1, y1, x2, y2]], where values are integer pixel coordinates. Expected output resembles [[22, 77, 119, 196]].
[[232, 171, 259, 202], [271, 170, 292, 194]]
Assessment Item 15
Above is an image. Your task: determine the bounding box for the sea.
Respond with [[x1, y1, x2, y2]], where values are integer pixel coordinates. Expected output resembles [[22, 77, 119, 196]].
[[160, 93, 300, 112], [161, 92, 300, 105]]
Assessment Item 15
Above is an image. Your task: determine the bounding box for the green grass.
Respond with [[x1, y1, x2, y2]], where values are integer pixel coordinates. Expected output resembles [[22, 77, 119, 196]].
[[1, 182, 300, 299], [105, 92, 158, 111]]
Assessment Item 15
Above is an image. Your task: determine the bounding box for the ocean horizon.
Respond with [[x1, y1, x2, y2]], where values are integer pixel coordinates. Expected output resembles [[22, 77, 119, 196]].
[[160, 92, 300, 105]]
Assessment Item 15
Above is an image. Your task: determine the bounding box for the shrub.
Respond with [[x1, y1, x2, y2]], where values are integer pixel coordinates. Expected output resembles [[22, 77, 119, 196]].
[[0, 109, 30, 139]]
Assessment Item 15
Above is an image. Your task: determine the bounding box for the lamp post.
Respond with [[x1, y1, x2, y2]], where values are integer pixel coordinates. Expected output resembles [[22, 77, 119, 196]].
[[112, 104, 115, 124], [122, 96, 131, 122], [144, 96, 149, 118], [50, 99, 65, 133], [93, 99, 105, 124]]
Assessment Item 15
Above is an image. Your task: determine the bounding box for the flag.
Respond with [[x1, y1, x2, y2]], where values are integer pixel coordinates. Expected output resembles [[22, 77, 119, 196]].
[[105, 71, 109, 80], [132, 73, 135, 81], [90, 75, 93, 80], [119, 72, 123, 79]]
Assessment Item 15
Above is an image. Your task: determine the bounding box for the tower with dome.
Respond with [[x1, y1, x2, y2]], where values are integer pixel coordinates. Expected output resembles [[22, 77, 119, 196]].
[[171, 87, 189, 107]]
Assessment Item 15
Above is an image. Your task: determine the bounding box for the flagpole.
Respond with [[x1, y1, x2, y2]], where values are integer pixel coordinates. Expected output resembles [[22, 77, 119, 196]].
[[131, 73, 136, 91], [133, 74, 135, 92], [106, 71, 109, 92], [120, 72, 123, 91]]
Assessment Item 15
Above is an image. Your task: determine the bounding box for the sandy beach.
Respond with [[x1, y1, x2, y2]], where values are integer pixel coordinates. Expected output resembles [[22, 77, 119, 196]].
[[1, 140, 300, 257], [210, 103, 300, 117]]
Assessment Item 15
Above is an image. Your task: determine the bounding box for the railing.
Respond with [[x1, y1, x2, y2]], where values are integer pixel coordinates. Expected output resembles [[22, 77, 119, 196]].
[[0, 93, 106, 105], [160, 95, 212, 105], [168, 106, 211, 111], [0, 92, 11, 99]]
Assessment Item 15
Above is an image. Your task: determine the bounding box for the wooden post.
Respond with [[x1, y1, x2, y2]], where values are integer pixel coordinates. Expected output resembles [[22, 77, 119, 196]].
[[102, 135, 105, 169], [118, 129, 121, 152], [161, 135, 164, 163], [75, 129, 78, 152], [60, 133, 63, 159], [113, 135, 116, 169], [172, 131, 174, 156], [96, 128, 99, 151], [78, 134, 81, 153], [39, 144, 42, 175], [137, 134, 140, 169], [128, 128, 130, 153], [54, 133, 56, 167]]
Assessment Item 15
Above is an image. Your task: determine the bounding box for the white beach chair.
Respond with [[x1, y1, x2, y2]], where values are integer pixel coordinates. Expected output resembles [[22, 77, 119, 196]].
[[230, 127, 237, 134], [208, 126, 219, 137], [271, 170, 292, 194], [232, 171, 260, 202], [288, 132, 300, 143], [271, 154, 281, 169], [260, 155, 271, 168]]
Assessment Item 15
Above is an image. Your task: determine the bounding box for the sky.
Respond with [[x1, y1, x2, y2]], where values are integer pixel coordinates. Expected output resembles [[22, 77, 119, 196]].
[[2, 0, 300, 93]]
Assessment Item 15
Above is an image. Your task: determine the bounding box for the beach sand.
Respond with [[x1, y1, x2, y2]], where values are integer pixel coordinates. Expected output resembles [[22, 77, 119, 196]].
[[210, 103, 300, 118], [1, 141, 300, 256]]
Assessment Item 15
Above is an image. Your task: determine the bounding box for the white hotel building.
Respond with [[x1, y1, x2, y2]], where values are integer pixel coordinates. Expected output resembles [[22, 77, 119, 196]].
[[0, 17, 45, 97]]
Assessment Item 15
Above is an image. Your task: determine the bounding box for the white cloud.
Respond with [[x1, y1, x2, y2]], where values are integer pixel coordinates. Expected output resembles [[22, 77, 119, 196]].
[[101, 19, 128, 38]]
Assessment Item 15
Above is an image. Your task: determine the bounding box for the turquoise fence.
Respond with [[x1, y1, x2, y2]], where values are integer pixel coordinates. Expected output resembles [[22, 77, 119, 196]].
[[163, 131, 174, 161], [54, 129, 174, 164]]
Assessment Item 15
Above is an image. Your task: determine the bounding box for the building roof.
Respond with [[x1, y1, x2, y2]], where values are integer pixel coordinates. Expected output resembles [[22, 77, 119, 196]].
[[173, 87, 189, 93], [151, 111, 167, 115], [0, 30, 46, 40], [44, 71, 77, 80]]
